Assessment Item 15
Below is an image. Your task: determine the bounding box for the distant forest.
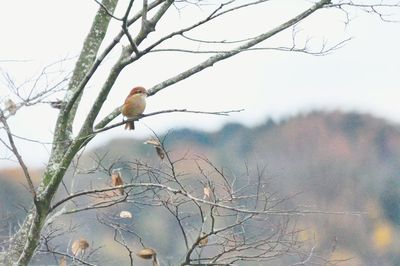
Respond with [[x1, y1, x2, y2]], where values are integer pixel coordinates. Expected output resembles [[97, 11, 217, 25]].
[[2, 111, 400, 265]]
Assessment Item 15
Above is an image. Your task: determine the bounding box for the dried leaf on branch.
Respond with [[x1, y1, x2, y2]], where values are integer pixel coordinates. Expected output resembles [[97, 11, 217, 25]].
[[144, 139, 165, 160], [111, 169, 124, 195], [71, 238, 89, 256], [119, 210, 133, 219]]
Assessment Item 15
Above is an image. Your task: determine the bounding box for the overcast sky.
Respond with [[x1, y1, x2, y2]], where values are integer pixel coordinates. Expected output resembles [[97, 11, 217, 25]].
[[1, 0, 400, 167]]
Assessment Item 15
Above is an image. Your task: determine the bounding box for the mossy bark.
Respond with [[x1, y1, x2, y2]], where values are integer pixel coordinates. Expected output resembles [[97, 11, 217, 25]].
[[3, 1, 118, 264]]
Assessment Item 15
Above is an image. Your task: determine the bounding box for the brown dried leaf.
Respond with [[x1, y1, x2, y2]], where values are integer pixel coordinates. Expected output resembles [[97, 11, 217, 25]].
[[203, 187, 211, 200], [143, 139, 161, 146], [199, 233, 208, 247], [71, 238, 89, 256], [137, 248, 156, 260], [144, 139, 165, 160], [119, 210, 133, 219], [4, 99, 17, 115], [155, 146, 165, 160], [111, 170, 124, 195]]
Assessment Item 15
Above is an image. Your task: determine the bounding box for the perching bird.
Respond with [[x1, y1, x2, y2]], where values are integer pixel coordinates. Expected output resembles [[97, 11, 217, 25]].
[[121, 86, 147, 130]]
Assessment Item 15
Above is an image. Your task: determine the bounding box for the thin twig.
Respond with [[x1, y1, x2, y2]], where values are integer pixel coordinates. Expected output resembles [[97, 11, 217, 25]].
[[0, 113, 36, 199], [94, 108, 244, 134], [50, 182, 364, 217]]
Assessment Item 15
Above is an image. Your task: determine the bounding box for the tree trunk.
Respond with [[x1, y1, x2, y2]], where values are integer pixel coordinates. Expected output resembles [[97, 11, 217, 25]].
[[2, 0, 118, 264]]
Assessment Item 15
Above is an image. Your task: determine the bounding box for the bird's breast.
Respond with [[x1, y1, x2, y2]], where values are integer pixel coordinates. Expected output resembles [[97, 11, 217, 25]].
[[122, 94, 146, 118]]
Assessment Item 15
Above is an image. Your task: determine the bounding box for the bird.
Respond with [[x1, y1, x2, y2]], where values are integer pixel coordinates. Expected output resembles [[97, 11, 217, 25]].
[[121, 86, 147, 130]]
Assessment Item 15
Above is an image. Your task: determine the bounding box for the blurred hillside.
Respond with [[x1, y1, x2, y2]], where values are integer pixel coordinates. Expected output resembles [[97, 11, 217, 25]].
[[2, 111, 400, 265]]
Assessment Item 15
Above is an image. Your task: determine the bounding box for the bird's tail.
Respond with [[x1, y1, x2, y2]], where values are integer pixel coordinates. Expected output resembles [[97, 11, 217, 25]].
[[125, 121, 135, 130]]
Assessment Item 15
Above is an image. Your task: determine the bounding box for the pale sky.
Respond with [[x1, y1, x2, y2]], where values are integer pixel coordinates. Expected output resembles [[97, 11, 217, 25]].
[[1, 0, 400, 167]]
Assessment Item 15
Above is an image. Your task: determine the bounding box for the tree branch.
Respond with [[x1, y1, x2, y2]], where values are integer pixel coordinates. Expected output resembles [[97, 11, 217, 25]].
[[53, 0, 119, 151], [0, 114, 36, 199], [95, 0, 331, 129], [122, 0, 140, 55], [147, 0, 332, 96], [50, 182, 362, 217], [78, 0, 174, 133], [94, 108, 244, 134]]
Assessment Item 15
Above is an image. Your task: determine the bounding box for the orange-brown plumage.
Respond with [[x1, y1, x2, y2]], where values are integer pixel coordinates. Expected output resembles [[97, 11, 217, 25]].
[[121, 86, 147, 130]]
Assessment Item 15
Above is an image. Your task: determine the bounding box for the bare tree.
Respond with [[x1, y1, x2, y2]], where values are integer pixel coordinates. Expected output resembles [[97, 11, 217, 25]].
[[35, 140, 353, 265], [0, 0, 398, 265]]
